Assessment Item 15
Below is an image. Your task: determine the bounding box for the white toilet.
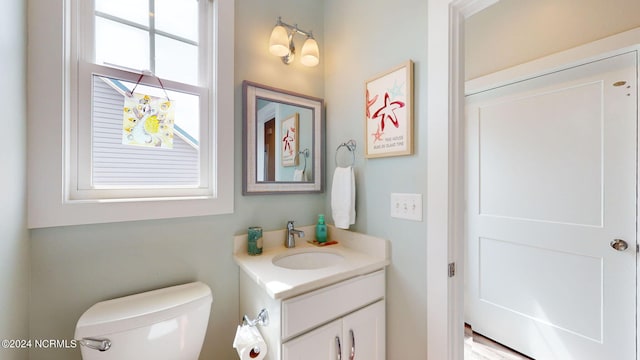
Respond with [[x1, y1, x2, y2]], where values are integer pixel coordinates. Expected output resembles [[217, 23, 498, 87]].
[[75, 281, 212, 360]]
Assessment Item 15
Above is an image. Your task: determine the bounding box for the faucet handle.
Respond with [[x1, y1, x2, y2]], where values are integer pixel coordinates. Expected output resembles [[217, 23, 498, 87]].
[[287, 220, 294, 230]]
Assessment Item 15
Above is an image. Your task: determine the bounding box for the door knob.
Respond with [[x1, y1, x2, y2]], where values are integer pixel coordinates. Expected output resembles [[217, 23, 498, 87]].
[[610, 239, 629, 251]]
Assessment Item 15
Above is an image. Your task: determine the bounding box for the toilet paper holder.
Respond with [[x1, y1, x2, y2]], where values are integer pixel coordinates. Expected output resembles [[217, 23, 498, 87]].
[[242, 308, 269, 327]]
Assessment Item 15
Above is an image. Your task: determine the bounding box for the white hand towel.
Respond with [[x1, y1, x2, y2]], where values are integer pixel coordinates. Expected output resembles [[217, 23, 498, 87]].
[[293, 169, 304, 181], [331, 166, 356, 229]]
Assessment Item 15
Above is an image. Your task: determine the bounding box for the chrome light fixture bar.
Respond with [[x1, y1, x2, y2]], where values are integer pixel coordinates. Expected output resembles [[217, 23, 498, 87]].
[[269, 17, 319, 67]]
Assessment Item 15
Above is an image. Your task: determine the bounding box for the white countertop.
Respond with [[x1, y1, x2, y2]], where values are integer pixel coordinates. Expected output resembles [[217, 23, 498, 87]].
[[233, 225, 390, 299]]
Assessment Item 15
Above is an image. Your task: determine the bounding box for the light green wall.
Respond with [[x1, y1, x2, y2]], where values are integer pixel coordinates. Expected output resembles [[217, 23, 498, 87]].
[[28, 1, 324, 360], [324, 0, 429, 357], [0, 0, 30, 359]]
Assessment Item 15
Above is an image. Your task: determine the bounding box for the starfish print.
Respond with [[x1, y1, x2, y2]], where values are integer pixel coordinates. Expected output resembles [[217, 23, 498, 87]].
[[371, 124, 384, 143], [388, 79, 404, 99], [372, 92, 405, 132], [282, 129, 295, 151], [366, 89, 379, 119]]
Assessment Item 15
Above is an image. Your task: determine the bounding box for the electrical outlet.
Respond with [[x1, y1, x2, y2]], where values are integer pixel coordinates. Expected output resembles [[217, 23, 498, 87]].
[[390, 193, 423, 221]]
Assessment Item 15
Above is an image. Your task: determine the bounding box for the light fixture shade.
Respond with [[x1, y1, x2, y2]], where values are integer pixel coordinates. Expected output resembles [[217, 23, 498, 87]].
[[300, 38, 320, 67], [269, 25, 290, 57]]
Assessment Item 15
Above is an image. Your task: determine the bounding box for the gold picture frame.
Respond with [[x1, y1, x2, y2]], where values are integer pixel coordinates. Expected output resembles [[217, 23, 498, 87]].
[[364, 60, 414, 158]]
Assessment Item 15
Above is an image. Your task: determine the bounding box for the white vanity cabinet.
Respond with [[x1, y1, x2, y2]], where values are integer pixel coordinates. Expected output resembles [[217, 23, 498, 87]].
[[239, 269, 386, 360], [282, 300, 385, 360], [281, 270, 385, 360], [234, 226, 389, 360]]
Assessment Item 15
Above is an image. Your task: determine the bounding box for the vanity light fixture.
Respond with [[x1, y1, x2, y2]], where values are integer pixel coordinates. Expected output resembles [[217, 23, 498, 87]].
[[269, 17, 319, 67]]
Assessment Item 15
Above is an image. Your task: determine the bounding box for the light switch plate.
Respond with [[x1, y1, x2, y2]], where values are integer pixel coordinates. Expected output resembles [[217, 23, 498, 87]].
[[390, 193, 423, 221]]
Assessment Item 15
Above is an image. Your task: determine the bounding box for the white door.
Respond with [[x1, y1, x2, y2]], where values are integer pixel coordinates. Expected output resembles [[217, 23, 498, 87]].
[[465, 52, 637, 360]]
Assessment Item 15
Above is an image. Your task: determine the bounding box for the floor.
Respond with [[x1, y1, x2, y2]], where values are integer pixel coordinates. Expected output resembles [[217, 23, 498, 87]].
[[464, 324, 533, 360]]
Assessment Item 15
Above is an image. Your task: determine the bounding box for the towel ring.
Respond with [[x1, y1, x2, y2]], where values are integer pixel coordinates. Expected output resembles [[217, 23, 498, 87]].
[[296, 148, 309, 172], [335, 140, 356, 167]]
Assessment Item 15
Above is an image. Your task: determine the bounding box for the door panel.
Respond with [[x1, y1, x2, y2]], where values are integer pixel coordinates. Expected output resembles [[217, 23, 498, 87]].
[[465, 52, 637, 360], [478, 236, 602, 341], [478, 81, 603, 226]]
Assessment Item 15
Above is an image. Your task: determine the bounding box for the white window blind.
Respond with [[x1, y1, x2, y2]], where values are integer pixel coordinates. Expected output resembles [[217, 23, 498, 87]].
[[91, 76, 200, 187]]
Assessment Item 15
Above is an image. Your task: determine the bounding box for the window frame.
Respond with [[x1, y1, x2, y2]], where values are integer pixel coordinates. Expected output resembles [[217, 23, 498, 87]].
[[26, 0, 234, 228]]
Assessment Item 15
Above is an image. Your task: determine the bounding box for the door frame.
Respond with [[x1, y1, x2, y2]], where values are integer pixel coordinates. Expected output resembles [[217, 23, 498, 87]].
[[426, 1, 499, 359], [425, 1, 640, 359]]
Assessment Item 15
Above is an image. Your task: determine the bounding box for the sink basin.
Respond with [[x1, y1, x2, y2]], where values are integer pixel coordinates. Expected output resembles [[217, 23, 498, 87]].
[[273, 250, 345, 270]]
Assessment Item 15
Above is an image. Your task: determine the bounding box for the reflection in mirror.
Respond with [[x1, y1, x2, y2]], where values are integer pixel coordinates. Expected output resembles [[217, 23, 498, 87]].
[[256, 99, 313, 182], [243, 81, 324, 194]]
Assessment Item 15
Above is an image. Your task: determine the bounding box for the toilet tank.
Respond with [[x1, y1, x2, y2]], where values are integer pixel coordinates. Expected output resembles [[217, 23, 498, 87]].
[[75, 282, 212, 360]]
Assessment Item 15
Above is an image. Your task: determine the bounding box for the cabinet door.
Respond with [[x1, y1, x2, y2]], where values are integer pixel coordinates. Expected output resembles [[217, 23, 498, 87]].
[[342, 300, 385, 360], [282, 319, 342, 360]]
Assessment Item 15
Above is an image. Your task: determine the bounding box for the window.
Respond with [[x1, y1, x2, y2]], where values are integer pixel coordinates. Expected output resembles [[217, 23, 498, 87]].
[[73, 0, 212, 200], [27, 0, 234, 227], [94, 0, 200, 85]]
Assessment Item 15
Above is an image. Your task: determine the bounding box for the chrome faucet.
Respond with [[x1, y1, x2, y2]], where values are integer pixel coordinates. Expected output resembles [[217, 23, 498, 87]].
[[285, 220, 305, 248]]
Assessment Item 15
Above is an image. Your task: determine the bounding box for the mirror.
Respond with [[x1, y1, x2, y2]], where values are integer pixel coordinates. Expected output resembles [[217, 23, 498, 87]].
[[242, 81, 324, 194]]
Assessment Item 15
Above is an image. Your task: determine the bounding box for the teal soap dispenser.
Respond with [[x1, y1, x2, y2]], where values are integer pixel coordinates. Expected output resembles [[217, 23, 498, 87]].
[[316, 214, 328, 243]]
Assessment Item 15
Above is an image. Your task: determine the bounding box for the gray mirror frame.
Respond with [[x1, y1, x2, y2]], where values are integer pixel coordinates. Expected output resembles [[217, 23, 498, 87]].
[[242, 81, 325, 195]]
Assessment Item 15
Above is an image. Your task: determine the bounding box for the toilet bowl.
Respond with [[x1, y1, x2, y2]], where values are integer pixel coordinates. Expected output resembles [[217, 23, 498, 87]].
[[75, 281, 212, 360]]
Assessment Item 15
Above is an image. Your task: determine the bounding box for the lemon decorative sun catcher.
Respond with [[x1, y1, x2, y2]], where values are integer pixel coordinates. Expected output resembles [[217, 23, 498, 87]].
[[122, 93, 175, 149]]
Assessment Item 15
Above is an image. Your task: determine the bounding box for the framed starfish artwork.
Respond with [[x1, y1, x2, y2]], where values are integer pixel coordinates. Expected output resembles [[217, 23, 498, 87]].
[[281, 112, 299, 166], [364, 60, 414, 158]]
